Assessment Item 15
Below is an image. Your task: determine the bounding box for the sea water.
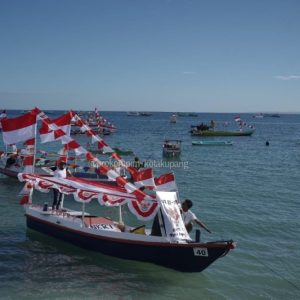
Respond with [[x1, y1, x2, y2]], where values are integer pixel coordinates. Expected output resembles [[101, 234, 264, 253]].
[[0, 111, 299, 299]]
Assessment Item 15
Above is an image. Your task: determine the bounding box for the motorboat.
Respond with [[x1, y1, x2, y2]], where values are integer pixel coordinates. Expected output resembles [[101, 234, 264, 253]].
[[163, 140, 181, 157], [170, 114, 177, 123], [18, 173, 236, 272], [190, 128, 255, 136], [192, 141, 233, 146]]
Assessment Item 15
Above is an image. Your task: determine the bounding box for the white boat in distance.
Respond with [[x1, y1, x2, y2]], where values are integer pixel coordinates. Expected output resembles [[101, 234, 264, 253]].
[[170, 114, 177, 123]]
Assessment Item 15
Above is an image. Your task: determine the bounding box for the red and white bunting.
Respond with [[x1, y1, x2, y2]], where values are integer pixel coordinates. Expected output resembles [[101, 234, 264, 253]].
[[1, 110, 38, 145], [100, 194, 127, 207], [127, 199, 159, 221], [39, 112, 74, 143], [32, 109, 157, 218], [58, 144, 69, 163], [73, 114, 114, 153]]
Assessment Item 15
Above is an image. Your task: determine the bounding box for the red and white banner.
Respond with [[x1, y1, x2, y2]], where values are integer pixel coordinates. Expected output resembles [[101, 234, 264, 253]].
[[39, 112, 74, 143], [1, 111, 37, 145], [154, 173, 178, 192], [157, 191, 191, 242]]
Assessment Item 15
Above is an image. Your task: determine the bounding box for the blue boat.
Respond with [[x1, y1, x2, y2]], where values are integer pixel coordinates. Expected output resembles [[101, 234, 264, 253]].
[[192, 141, 233, 146]]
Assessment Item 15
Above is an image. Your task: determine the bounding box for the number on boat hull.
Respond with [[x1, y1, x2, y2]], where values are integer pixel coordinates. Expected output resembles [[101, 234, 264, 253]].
[[193, 247, 208, 257]]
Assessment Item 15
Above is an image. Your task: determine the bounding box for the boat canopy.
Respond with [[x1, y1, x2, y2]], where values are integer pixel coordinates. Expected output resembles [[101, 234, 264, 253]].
[[18, 173, 191, 242], [18, 173, 159, 221]]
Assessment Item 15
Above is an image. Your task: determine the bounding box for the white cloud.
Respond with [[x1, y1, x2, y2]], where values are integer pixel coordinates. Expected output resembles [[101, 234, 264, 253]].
[[275, 75, 300, 80]]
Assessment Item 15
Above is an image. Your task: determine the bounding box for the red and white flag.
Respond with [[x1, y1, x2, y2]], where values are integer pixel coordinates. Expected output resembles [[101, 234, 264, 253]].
[[154, 172, 178, 192], [132, 168, 155, 188], [234, 116, 241, 122], [19, 182, 33, 205], [22, 138, 35, 173], [39, 112, 74, 143], [1, 111, 37, 145]]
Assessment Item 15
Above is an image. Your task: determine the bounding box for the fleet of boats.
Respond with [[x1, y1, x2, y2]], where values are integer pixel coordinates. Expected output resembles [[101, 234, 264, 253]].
[[127, 112, 152, 116], [0, 109, 248, 273]]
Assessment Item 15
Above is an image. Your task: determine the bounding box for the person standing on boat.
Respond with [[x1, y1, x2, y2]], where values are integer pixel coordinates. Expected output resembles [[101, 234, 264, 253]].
[[181, 199, 212, 234], [210, 120, 216, 130], [52, 161, 71, 210]]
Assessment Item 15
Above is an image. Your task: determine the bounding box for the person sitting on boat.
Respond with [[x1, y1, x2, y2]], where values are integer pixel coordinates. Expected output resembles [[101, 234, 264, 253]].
[[133, 157, 144, 171], [51, 161, 71, 210], [197, 123, 210, 131], [5, 154, 18, 168], [181, 199, 212, 234]]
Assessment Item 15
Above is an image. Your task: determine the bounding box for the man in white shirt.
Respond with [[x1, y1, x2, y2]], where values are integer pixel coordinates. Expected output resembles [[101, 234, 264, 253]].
[[181, 199, 212, 234], [52, 161, 70, 210]]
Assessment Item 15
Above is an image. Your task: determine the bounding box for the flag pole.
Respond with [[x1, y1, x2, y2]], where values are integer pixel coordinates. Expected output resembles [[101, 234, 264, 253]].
[[32, 113, 38, 173]]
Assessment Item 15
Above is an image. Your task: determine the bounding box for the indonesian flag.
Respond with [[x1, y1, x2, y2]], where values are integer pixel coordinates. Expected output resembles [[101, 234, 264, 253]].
[[22, 138, 35, 171], [154, 173, 178, 192], [132, 168, 155, 188], [39, 112, 74, 143], [234, 116, 241, 122], [19, 182, 33, 205], [1, 111, 37, 145]]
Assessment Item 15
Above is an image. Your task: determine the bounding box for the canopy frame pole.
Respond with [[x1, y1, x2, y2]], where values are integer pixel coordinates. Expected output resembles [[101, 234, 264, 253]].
[[60, 194, 65, 209], [81, 202, 85, 227], [118, 205, 123, 225]]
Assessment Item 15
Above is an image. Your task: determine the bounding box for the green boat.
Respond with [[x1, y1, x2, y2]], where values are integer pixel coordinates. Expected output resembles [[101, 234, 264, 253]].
[[191, 129, 255, 136], [192, 141, 233, 146], [113, 148, 134, 156]]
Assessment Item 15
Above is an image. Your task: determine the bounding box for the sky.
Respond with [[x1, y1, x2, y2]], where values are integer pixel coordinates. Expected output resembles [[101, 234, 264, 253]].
[[0, 0, 299, 112]]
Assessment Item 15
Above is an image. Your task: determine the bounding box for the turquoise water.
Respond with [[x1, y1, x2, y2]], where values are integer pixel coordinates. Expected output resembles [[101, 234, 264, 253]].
[[0, 111, 300, 299]]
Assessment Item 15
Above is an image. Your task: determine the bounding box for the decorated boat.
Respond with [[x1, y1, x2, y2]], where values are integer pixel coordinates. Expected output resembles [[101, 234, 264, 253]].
[[1, 108, 235, 272], [18, 173, 235, 272], [191, 127, 255, 136], [192, 141, 233, 146], [163, 140, 181, 157]]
